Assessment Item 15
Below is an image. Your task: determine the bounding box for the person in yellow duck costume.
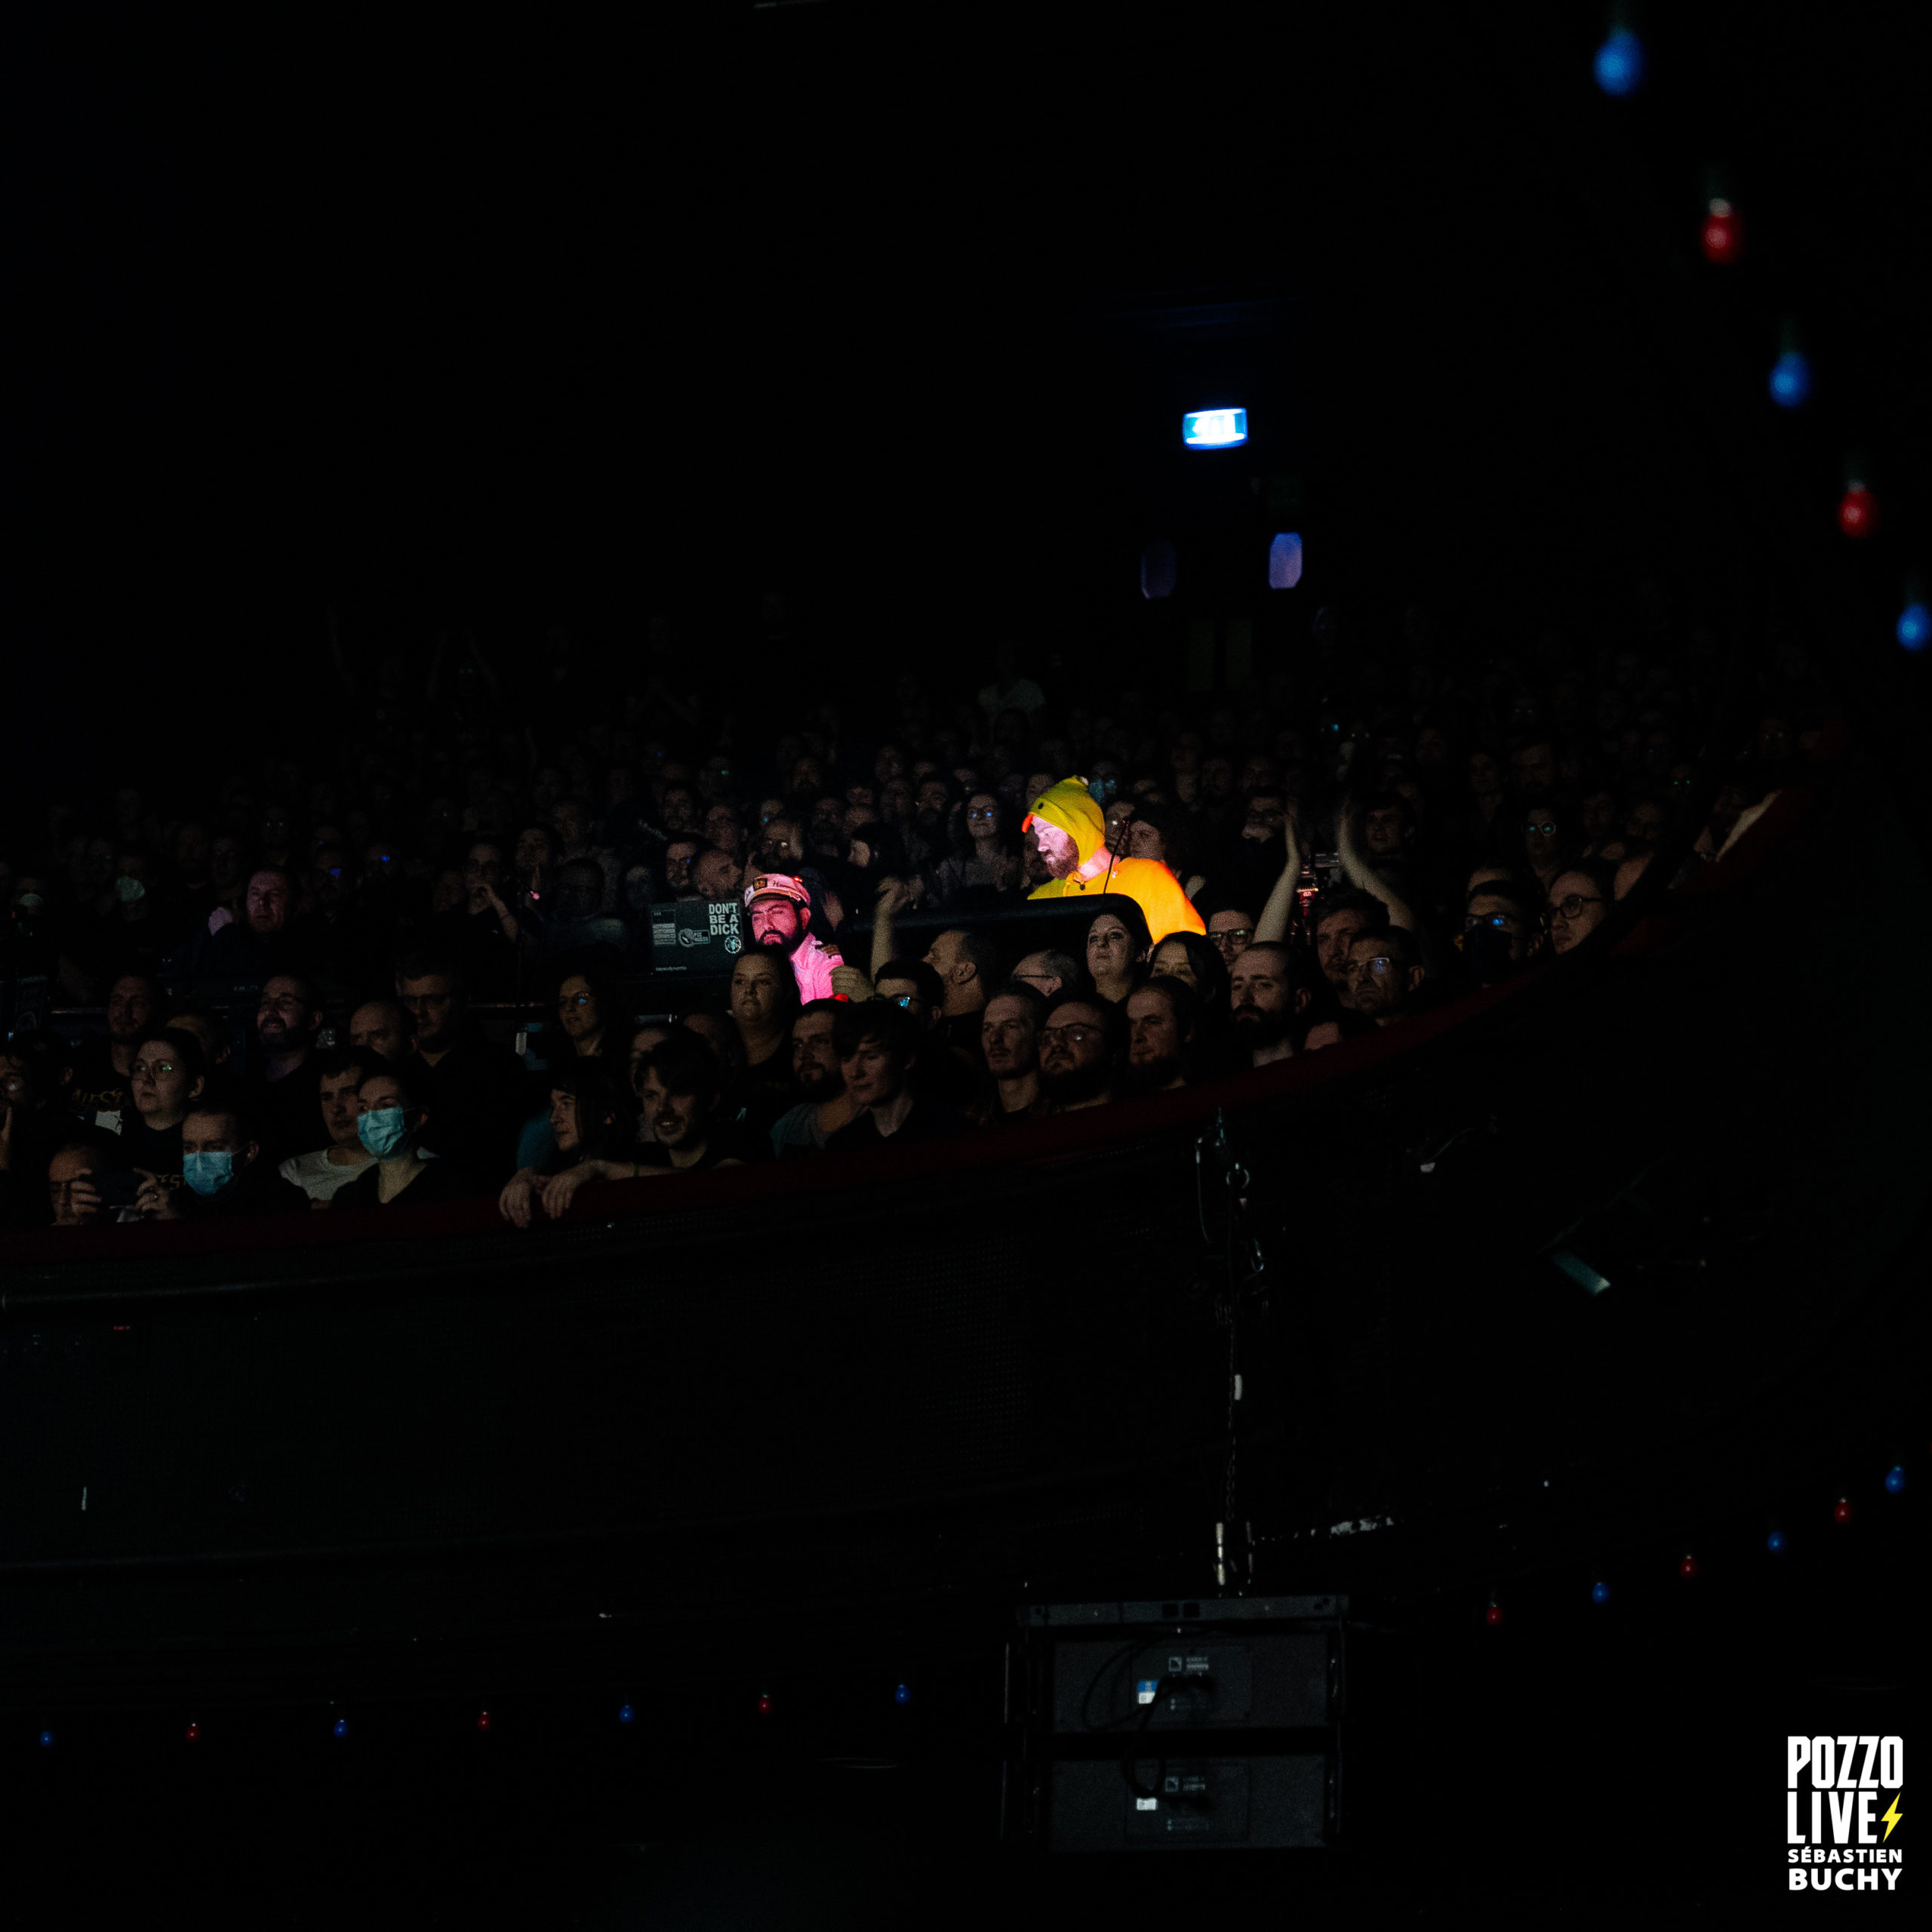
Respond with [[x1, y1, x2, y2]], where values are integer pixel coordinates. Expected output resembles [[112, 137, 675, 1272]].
[[1021, 777, 1205, 943]]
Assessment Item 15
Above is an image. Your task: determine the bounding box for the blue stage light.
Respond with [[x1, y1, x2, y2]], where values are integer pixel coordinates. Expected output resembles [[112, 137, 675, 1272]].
[[894, 1683, 911, 1706], [1884, 1465, 1906, 1494], [39, 1730, 54, 1748], [1594, 30, 1644, 97], [1769, 351, 1812, 409], [618, 1703, 635, 1724], [333, 1718, 349, 1739], [1591, 1581, 1611, 1605], [1770, 350, 1811, 408], [1183, 408, 1247, 449], [1897, 605, 1930, 653], [1767, 1531, 1786, 1554], [1268, 532, 1304, 590]]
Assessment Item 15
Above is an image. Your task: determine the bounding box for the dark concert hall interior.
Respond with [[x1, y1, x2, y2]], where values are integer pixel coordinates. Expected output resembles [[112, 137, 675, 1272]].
[[2, 2, 1924, 1920]]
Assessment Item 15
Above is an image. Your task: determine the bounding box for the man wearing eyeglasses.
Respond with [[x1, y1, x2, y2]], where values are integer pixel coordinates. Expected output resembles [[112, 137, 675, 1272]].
[[1038, 998, 1121, 1113], [872, 958, 980, 1109], [1461, 882, 1541, 985], [1009, 949, 1079, 1002], [1205, 909, 1257, 967], [769, 999, 863, 1157], [1309, 890, 1386, 1008], [1343, 928, 1425, 1028], [1544, 865, 1614, 956]]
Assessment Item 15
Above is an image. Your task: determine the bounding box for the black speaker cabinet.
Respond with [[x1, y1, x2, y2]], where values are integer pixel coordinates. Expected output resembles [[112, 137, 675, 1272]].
[[1004, 1596, 1346, 1853]]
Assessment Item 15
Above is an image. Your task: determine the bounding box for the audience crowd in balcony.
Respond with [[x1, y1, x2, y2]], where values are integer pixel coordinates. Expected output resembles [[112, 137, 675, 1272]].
[[0, 607, 1826, 1232]]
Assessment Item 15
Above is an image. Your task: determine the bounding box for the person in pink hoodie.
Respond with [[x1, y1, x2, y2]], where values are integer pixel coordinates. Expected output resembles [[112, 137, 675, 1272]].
[[743, 872, 844, 1004]]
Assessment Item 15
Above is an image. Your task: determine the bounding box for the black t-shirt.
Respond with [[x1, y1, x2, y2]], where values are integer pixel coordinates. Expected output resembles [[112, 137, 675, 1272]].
[[248, 1059, 330, 1168], [66, 1038, 135, 1132], [329, 1158, 492, 1211], [115, 1116, 186, 1191], [825, 1097, 968, 1155], [195, 918, 322, 983], [635, 1123, 771, 1171], [728, 1051, 798, 1138], [940, 1008, 986, 1066], [416, 1033, 529, 1183], [421, 908, 522, 1001], [916, 1033, 984, 1112], [990, 1098, 1046, 1127]]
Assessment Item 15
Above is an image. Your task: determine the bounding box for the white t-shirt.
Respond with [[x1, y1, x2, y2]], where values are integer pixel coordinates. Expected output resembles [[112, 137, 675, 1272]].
[[278, 1148, 372, 1203]]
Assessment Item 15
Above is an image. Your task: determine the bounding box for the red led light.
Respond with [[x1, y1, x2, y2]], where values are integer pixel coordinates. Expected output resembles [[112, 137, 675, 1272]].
[[755, 1694, 774, 1715], [1679, 1555, 1698, 1580], [185, 1721, 202, 1742], [1833, 1498, 1853, 1525], [1838, 487, 1878, 539], [1484, 1603, 1503, 1627], [476, 1709, 493, 1731], [1700, 202, 1743, 264]]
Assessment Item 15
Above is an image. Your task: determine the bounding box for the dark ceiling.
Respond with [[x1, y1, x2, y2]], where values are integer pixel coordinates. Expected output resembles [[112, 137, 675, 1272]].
[[2, 2, 1927, 710]]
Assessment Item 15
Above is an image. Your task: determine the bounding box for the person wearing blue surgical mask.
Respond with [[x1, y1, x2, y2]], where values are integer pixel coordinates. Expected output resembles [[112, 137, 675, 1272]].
[[331, 1062, 491, 1211], [135, 1103, 308, 1220]]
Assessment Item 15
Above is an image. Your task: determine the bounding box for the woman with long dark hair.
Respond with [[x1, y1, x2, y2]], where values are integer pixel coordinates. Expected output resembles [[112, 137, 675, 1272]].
[[931, 790, 1024, 906]]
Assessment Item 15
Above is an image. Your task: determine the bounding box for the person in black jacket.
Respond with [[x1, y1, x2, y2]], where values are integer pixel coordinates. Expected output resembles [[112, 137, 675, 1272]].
[[394, 951, 527, 1183], [134, 1099, 309, 1220]]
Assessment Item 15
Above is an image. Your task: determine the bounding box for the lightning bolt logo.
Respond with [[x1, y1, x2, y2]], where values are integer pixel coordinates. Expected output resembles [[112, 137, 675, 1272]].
[[1881, 1792, 1903, 1843]]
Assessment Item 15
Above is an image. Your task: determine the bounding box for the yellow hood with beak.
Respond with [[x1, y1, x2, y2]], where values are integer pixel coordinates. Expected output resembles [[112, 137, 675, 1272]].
[[1022, 775, 1205, 943]]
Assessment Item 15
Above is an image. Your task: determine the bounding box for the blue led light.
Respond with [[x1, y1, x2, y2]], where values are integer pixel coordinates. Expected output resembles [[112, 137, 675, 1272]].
[[1182, 408, 1247, 449], [1769, 351, 1812, 409], [1884, 1465, 1906, 1494], [332, 1717, 349, 1739], [39, 1730, 54, 1749], [1591, 1581, 1611, 1606], [1594, 30, 1644, 97], [1767, 1531, 1786, 1554], [1268, 531, 1304, 590], [1897, 605, 1930, 653], [617, 1703, 635, 1724], [894, 1684, 911, 1706]]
